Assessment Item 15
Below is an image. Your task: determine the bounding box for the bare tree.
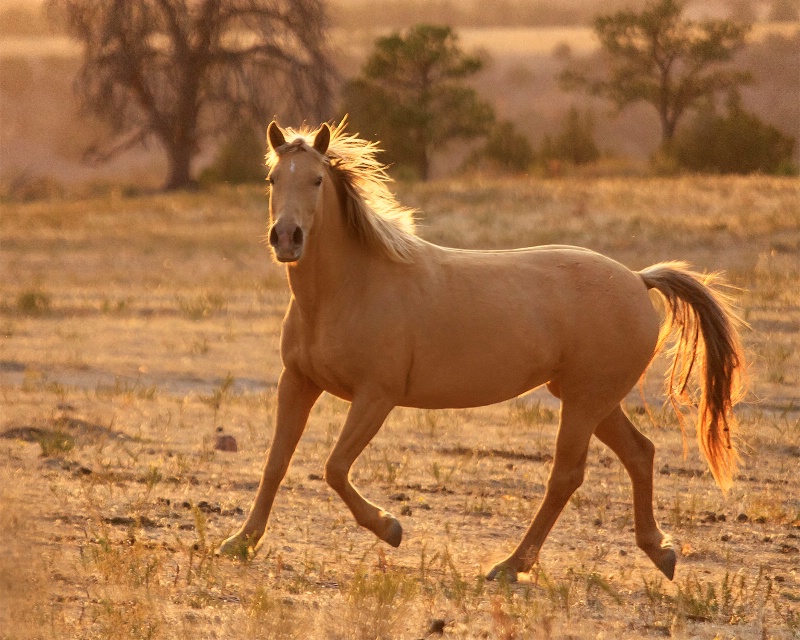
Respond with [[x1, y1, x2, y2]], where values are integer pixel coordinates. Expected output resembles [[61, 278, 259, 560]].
[[48, 0, 335, 189]]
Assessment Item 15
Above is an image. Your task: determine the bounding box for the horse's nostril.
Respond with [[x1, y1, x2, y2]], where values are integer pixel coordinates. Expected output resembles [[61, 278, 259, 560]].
[[268, 226, 279, 247], [292, 226, 304, 246]]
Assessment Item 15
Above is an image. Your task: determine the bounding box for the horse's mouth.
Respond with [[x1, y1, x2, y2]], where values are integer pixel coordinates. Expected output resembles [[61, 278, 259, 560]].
[[274, 250, 302, 263]]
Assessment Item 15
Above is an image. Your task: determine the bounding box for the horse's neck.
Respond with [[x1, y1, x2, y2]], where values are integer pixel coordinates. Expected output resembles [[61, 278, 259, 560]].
[[285, 186, 368, 313]]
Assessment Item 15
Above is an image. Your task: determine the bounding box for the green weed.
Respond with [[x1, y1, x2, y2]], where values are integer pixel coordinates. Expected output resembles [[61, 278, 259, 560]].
[[199, 372, 235, 425], [337, 565, 418, 639], [37, 429, 74, 457]]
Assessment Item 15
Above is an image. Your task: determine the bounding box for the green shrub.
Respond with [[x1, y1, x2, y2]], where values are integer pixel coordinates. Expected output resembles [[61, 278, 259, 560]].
[[540, 106, 600, 166], [467, 120, 534, 173], [199, 126, 266, 185], [674, 98, 796, 175]]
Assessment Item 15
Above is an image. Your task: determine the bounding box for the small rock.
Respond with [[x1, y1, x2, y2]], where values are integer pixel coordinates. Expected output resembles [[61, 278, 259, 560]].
[[721, 533, 731, 542], [391, 492, 410, 502], [197, 501, 221, 514], [401, 505, 412, 516], [214, 434, 238, 452], [755, 515, 767, 524], [308, 473, 323, 481], [736, 513, 748, 523]]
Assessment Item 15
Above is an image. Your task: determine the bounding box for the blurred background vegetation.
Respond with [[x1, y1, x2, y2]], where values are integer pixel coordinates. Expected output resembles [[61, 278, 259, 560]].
[[0, 0, 797, 199]]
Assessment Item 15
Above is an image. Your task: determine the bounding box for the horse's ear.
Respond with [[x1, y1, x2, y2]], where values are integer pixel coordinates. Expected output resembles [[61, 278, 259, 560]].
[[313, 123, 330, 155], [267, 121, 286, 152]]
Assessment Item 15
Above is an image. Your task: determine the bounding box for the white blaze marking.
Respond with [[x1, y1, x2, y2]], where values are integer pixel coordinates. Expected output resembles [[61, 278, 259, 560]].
[[289, 160, 296, 173]]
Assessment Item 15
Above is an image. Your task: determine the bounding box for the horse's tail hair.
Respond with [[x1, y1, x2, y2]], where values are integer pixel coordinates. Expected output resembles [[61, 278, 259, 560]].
[[639, 262, 747, 493]]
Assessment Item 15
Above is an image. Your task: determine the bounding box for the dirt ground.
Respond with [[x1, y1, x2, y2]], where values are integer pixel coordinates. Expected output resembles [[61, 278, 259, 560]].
[[1, 176, 798, 639]]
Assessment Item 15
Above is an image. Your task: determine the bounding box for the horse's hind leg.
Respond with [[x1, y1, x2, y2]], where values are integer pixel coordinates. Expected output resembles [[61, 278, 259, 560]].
[[486, 402, 598, 582], [324, 393, 402, 547], [594, 405, 676, 580]]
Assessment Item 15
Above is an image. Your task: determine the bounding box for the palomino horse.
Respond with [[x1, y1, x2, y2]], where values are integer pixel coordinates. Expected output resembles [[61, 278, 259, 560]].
[[219, 120, 745, 581]]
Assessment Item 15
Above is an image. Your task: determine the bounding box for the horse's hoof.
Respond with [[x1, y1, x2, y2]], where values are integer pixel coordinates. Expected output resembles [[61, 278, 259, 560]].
[[486, 561, 519, 583], [381, 517, 403, 548], [655, 547, 677, 581], [640, 536, 677, 581], [218, 533, 254, 559]]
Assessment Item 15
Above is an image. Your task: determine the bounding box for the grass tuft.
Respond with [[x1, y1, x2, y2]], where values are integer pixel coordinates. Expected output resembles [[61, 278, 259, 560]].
[[16, 290, 50, 315]]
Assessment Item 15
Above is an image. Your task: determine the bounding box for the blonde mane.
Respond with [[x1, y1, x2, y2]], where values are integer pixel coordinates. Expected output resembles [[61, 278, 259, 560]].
[[266, 119, 421, 262]]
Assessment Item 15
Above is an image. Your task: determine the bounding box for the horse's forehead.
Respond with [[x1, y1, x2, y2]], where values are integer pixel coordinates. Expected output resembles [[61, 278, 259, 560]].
[[277, 145, 323, 172]]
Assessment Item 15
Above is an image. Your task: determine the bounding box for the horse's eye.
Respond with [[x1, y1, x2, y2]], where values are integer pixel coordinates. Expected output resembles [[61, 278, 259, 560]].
[[314, 176, 323, 186]]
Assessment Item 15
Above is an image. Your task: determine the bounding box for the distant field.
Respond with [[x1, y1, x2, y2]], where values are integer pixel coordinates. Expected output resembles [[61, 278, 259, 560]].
[[1, 23, 795, 59], [1, 175, 798, 638]]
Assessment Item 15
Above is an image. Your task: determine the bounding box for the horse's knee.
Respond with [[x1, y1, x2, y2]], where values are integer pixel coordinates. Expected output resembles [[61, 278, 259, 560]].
[[547, 465, 584, 499]]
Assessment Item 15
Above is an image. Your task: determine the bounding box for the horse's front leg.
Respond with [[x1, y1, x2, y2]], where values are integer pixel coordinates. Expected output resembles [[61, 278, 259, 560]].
[[324, 393, 401, 546], [218, 368, 321, 556]]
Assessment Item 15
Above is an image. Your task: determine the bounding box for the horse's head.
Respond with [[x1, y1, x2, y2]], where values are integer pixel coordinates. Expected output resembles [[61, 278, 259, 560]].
[[266, 121, 331, 263]]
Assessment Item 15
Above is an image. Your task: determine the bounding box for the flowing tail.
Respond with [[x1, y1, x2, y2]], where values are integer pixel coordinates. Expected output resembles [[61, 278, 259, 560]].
[[640, 262, 747, 493]]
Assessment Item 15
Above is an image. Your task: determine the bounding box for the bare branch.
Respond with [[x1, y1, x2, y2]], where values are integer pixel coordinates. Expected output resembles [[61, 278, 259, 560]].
[[46, 0, 335, 189]]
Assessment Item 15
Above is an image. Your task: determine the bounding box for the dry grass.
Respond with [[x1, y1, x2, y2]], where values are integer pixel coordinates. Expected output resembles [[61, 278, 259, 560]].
[[1, 176, 799, 639]]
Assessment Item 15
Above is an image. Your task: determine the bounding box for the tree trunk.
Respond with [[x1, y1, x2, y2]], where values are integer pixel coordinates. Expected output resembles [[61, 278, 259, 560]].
[[165, 143, 194, 190], [661, 117, 677, 144], [417, 147, 430, 181], [163, 87, 199, 190]]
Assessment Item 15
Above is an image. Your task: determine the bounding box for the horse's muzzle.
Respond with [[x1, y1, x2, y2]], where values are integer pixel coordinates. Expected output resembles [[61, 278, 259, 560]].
[[269, 222, 304, 262]]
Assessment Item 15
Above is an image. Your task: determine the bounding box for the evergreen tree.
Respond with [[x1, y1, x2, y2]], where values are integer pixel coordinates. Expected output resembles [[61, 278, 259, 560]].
[[342, 24, 494, 180]]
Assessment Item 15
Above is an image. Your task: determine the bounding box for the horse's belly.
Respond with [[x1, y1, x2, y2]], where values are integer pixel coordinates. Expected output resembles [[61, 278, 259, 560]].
[[400, 339, 557, 409]]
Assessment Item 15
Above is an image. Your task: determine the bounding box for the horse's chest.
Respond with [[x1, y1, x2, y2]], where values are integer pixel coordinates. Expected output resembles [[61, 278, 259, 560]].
[[282, 320, 361, 399]]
